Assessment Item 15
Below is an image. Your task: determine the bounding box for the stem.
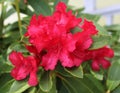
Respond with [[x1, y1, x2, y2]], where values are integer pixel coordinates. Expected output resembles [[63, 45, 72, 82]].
[[15, 0, 23, 41], [106, 90, 110, 93], [0, 3, 4, 37]]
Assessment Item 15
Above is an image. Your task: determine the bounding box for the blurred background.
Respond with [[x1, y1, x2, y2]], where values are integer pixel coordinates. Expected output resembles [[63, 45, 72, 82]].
[[1, 0, 120, 26], [69, 0, 120, 25]]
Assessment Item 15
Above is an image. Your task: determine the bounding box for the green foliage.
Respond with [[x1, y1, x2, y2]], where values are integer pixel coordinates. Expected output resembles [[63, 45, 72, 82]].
[[27, 0, 52, 15], [62, 74, 105, 93], [0, 0, 120, 93], [9, 80, 31, 93], [39, 71, 53, 92], [107, 60, 120, 91]]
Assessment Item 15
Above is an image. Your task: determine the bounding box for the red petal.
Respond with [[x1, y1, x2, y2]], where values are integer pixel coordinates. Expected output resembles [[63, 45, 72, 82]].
[[81, 19, 98, 35], [9, 51, 23, 66], [91, 60, 100, 71], [28, 71, 38, 86], [41, 52, 58, 70], [100, 59, 111, 69], [60, 50, 74, 67], [11, 66, 29, 80], [55, 2, 67, 12]]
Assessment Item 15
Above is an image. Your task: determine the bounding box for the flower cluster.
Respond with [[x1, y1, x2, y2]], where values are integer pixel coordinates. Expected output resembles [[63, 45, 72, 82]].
[[9, 2, 114, 86]]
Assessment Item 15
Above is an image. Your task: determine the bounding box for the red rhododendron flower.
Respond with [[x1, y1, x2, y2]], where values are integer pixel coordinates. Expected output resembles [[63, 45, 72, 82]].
[[54, 2, 82, 32], [85, 47, 114, 71], [9, 2, 114, 86], [9, 51, 38, 86], [25, 2, 98, 70]]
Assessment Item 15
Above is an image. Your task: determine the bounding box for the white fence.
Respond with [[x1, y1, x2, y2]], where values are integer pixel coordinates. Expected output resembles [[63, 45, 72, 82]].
[[83, 0, 120, 25]]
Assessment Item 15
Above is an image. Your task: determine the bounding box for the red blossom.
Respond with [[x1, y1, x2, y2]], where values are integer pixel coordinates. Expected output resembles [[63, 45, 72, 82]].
[[25, 2, 99, 70], [54, 2, 82, 32], [9, 51, 38, 86], [85, 47, 114, 71], [9, 2, 114, 86]]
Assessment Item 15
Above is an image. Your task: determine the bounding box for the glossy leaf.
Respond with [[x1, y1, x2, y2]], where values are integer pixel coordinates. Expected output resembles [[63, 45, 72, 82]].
[[39, 71, 52, 92], [90, 69, 103, 80], [62, 74, 105, 93], [55, 64, 73, 77], [65, 66, 83, 78], [25, 87, 37, 93], [9, 80, 31, 93], [107, 60, 120, 91]]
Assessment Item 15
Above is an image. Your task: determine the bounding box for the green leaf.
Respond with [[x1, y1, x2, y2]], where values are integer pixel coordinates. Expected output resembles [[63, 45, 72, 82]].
[[0, 80, 14, 93], [90, 69, 103, 80], [38, 73, 56, 93], [94, 22, 108, 35], [64, 66, 83, 78], [9, 80, 31, 93], [54, 0, 69, 8], [89, 22, 111, 50], [7, 42, 28, 55], [89, 35, 110, 50], [39, 71, 53, 92], [56, 77, 69, 93], [0, 62, 12, 75], [62, 74, 105, 93], [58, 85, 69, 93], [0, 0, 14, 3], [113, 85, 120, 93], [107, 60, 120, 91], [28, 0, 51, 15], [105, 24, 120, 31], [77, 13, 100, 22], [25, 87, 37, 93], [0, 73, 14, 93], [55, 64, 74, 77], [5, 8, 16, 19]]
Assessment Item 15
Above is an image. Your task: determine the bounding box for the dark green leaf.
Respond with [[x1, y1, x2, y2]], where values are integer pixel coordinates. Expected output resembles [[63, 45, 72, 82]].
[[5, 8, 16, 19], [62, 74, 105, 93], [55, 64, 74, 77], [0, 62, 12, 75], [0, 73, 14, 93], [9, 80, 31, 93], [39, 71, 52, 92], [113, 85, 120, 93], [25, 87, 37, 93], [38, 73, 56, 93], [107, 60, 120, 91], [54, 0, 69, 8], [28, 0, 51, 15], [65, 66, 83, 78], [90, 69, 103, 80], [0, 80, 14, 93], [7, 42, 28, 55]]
